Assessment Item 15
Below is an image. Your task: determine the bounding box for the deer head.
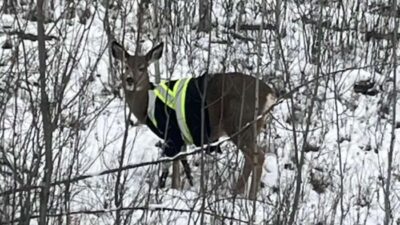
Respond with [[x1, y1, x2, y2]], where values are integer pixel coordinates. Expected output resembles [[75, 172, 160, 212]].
[[111, 41, 164, 92]]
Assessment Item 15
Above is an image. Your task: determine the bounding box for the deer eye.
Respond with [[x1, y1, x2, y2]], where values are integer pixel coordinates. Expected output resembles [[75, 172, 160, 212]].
[[138, 66, 146, 71]]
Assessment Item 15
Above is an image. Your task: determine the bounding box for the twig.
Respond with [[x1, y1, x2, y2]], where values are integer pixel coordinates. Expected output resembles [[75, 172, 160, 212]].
[[0, 205, 248, 225]]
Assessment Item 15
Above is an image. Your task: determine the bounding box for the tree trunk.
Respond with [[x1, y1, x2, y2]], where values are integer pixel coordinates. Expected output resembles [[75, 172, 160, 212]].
[[37, 0, 54, 224], [198, 0, 211, 33]]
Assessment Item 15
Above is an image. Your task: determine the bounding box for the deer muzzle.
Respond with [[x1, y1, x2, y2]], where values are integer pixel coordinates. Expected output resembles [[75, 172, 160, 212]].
[[126, 77, 134, 85], [125, 77, 136, 91]]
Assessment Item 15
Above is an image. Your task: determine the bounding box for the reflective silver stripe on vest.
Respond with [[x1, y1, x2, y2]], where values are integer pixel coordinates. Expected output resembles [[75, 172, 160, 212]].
[[154, 81, 175, 109], [147, 91, 157, 127], [148, 78, 194, 145], [174, 78, 194, 144]]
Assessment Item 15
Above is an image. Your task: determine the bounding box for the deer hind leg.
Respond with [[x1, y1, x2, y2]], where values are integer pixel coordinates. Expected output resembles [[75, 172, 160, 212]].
[[171, 146, 195, 189], [232, 129, 265, 200], [234, 155, 253, 195], [249, 149, 265, 200]]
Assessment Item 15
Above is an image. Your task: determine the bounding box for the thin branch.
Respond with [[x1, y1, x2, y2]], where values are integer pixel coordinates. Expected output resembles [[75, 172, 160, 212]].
[[36, 0, 54, 224], [1, 206, 248, 225], [384, 0, 398, 224]]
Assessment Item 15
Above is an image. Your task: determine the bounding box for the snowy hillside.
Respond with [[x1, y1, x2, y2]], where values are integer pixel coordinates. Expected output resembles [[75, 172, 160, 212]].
[[1, 0, 400, 224]]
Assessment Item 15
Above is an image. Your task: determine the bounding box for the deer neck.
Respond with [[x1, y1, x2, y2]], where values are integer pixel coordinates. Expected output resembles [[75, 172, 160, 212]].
[[124, 89, 149, 124]]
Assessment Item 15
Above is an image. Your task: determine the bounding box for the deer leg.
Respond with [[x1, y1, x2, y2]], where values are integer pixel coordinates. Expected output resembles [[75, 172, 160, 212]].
[[249, 150, 265, 200], [160, 159, 190, 189], [159, 168, 169, 188], [159, 161, 171, 188], [181, 159, 194, 186], [231, 130, 255, 196], [234, 156, 253, 195], [231, 128, 265, 199], [171, 160, 181, 189]]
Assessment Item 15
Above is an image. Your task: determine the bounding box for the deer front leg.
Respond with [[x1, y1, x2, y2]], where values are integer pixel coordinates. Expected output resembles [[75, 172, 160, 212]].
[[160, 160, 189, 189], [159, 164, 169, 188], [171, 160, 181, 189], [171, 145, 189, 189], [181, 159, 194, 186]]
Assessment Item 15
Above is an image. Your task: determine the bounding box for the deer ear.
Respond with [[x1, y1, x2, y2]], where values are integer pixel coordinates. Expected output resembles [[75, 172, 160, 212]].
[[111, 41, 128, 61], [145, 42, 164, 64]]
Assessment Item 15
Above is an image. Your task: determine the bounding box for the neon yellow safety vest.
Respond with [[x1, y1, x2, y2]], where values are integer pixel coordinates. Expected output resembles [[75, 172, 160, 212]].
[[147, 78, 194, 144]]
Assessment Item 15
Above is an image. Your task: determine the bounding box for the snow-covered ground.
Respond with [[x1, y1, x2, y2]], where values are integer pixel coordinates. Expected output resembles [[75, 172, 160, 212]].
[[1, 0, 400, 224]]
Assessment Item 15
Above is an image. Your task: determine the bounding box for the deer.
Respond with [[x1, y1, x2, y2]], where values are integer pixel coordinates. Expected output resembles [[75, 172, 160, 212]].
[[110, 40, 277, 200]]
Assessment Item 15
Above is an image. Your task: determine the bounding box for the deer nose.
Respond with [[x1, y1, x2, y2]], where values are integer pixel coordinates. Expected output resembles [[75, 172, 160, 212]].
[[126, 77, 134, 85]]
